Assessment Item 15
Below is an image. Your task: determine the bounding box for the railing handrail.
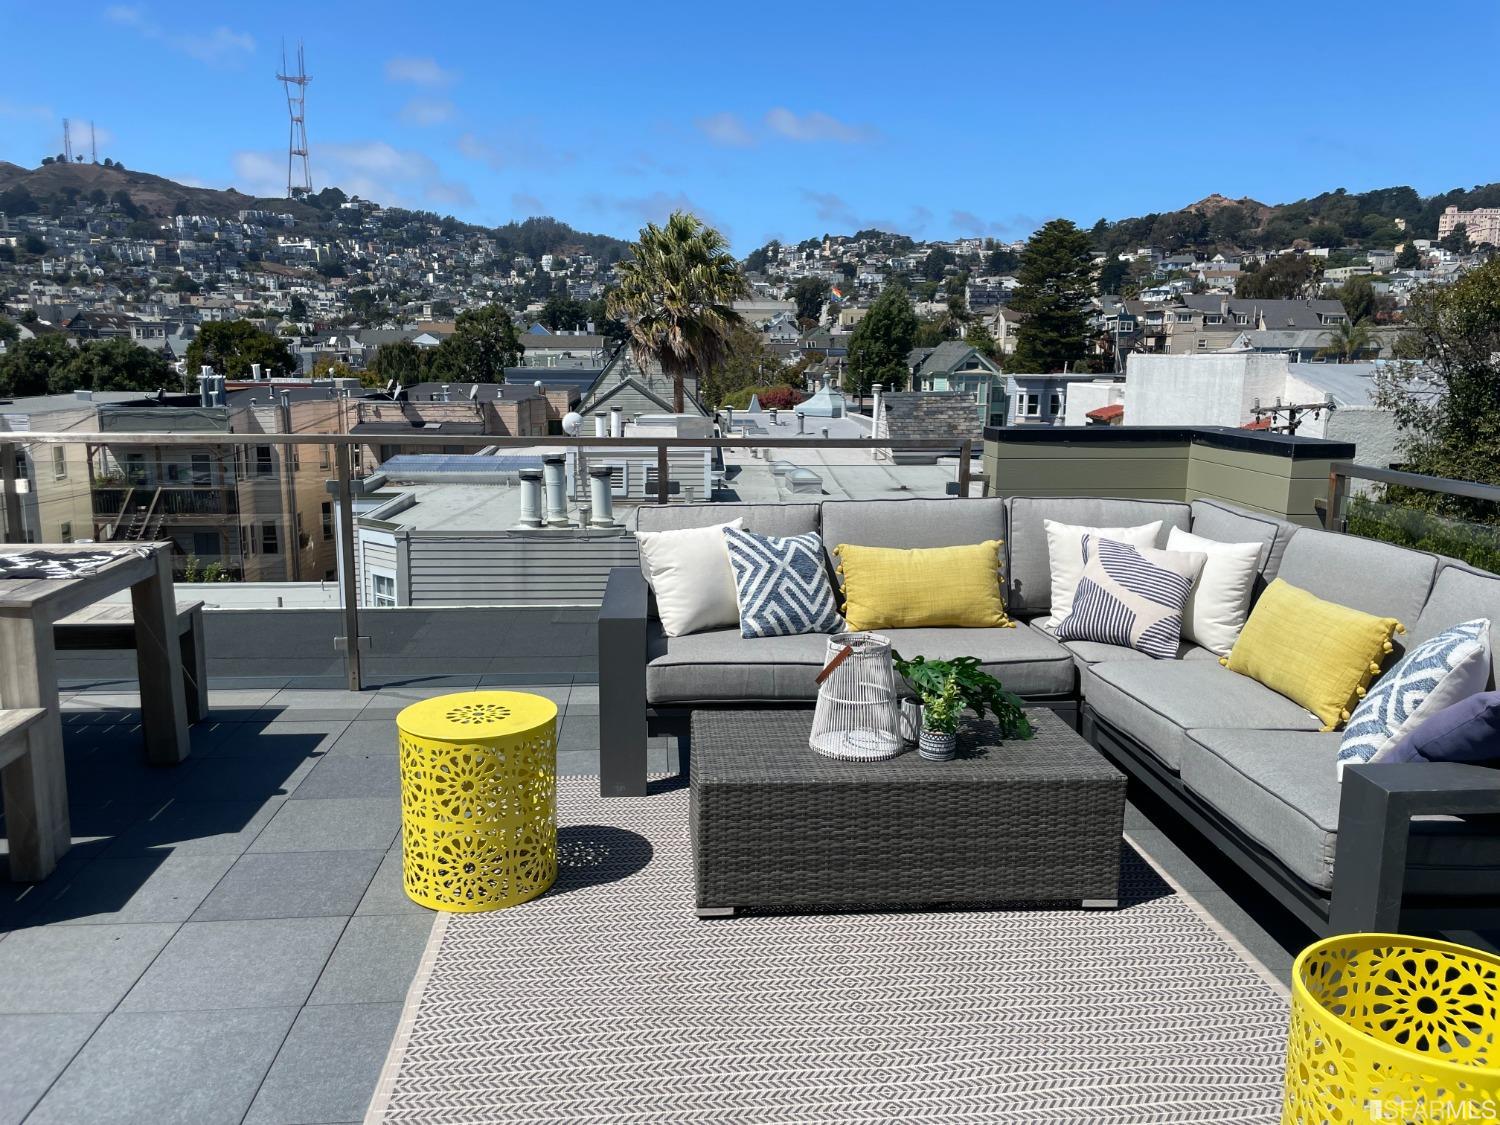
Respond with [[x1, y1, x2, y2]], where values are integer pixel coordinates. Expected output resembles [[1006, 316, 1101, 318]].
[[2, 432, 974, 450], [1328, 460, 1500, 506]]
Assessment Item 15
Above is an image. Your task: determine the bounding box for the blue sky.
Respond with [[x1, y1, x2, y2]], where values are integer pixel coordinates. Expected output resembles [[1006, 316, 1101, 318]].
[[3, 1, 1498, 252]]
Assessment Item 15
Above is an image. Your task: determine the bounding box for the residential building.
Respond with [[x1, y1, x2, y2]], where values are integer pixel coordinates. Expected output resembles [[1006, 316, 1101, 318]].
[[907, 341, 1007, 426], [1438, 205, 1500, 246]]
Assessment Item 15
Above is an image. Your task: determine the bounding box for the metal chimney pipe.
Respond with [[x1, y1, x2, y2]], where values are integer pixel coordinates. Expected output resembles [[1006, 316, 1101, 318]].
[[724, 406, 734, 433], [609, 407, 623, 438], [594, 411, 608, 438], [588, 466, 616, 527], [251, 362, 263, 381], [516, 468, 543, 529], [199, 365, 213, 407], [542, 454, 569, 527], [796, 411, 805, 435], [769, 408, 778, 426]]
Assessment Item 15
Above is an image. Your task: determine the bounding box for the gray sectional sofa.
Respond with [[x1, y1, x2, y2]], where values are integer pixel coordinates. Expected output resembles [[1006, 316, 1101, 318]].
[[598, 495, 1500, 935]]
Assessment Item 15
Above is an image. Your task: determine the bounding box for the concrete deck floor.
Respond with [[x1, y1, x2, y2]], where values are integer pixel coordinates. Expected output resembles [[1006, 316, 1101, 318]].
[[0, 673, 1416, 1125]]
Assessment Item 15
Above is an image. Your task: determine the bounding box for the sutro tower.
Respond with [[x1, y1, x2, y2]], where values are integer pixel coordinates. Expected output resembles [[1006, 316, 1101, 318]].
[[277, 41, 312, 198]]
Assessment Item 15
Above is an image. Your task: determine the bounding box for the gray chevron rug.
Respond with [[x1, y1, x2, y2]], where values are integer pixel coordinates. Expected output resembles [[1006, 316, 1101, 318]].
[[368, 780, 1289, 1124]]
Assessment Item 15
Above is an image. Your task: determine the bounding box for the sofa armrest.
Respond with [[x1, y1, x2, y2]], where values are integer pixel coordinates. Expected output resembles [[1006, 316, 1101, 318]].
[[598, 566, 650, 797], [1329, 762, 1500, 933]]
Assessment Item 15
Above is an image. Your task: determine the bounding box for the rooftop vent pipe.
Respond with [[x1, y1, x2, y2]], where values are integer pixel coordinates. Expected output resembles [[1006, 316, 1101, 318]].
[[542, 454, 569, 527], [588, 466, 616, 527]]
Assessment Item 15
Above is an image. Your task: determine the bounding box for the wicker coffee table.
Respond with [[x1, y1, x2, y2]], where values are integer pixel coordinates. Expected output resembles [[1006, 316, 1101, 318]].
[[690, 708, 1126, 916]]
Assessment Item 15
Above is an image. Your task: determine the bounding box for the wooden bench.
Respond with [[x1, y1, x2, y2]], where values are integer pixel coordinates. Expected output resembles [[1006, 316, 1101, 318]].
[[0, 708, 47, 771], [53, 600, 209, 723]]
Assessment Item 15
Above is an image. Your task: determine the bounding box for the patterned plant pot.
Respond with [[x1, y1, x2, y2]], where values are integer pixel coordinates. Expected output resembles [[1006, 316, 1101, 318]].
[[898, 697, 923, 745], [918, 728, 956, 761]]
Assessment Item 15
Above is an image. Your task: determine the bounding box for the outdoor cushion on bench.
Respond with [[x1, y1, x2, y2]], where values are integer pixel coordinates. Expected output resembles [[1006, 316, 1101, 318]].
[[1180, 727, 1500, 894], [1060, 637, 1219, 667], [644, 619, 1075, 705], [1085, 659, 1323, 772]]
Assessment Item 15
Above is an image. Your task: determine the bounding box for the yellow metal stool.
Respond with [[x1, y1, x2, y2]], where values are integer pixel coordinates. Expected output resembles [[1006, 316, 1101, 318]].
[[1283, 933, 1500, 1124], [396, 691, 558, 912]]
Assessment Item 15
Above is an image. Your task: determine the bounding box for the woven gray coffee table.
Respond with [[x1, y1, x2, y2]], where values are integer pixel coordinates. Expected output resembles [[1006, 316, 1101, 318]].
[[690, 708, 1126, 916]]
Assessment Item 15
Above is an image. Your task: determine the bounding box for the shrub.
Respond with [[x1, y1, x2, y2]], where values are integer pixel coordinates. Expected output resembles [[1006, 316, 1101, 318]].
[[721, 383, 806, 411]]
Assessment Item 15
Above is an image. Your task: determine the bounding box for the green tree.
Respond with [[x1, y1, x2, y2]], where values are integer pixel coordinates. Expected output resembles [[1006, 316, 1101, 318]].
[[964, 319, 999, 360], [1374, 258, 1500, 504], [699, 326, 783, 409], [0, 334, 75, 397], [289, 294, 308, 322], [606, 210, 749, 412], [58, 338, 175, 393], [1009, 219, 1095, 372], [1396, 242, 1422, 269], [184, 320, 297, 378], [428, 304, 521, 383], [789, 277, 830, 324], [1097, 256, 1130, 296], [368, 339, 428, 387], [1235, 253, 1323, 300], [846, 282, 919, 394], [1316, 320, 1375, 363], [1439, 222, 1472, 254], [1338, 275, 1377, 324], [0, 317, 18, 347], [539, 294, 588, 331]]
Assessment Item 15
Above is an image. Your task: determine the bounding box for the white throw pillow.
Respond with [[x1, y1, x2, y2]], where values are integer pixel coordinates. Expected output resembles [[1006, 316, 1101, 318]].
[[1166, 527, 1262, 657], [637, 518, 744, 637], [1043, 519, 1162, 624]]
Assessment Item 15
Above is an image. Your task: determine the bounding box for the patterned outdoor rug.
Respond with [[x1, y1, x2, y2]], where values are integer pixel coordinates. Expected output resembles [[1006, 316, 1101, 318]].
[[369, 780, 1289, 1124]]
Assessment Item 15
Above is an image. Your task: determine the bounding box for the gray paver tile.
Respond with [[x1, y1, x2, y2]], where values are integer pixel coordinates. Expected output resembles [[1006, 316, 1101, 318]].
[[243, 1002, 402, 1125], [249, 798, 399, 853], [290, 754, 400, 800], [307, 915, 433, 1006], [353, 849, 430, 917], [33, 853, 236, 926], [105, 798, 285, 857], [121, 916, 346, 1012], [26, 1006, 298, 1125], [0, 1013, 103, 1125], [0, 923, 178, 1013], [191, 850, 383, 921]]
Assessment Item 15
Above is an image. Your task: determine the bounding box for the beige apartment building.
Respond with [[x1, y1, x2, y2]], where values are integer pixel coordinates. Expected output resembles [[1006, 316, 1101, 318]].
[[1438, 205, 1500, 247]]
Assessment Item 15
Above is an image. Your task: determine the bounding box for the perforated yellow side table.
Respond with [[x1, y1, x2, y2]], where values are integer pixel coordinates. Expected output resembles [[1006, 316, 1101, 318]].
[[396, 691, 558, 912]]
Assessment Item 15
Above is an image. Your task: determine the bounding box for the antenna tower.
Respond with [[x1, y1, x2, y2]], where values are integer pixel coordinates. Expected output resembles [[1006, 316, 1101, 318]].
[[62, 118, 73, 162], [277, 41, 312, 198], [90, 121, 98, 164]]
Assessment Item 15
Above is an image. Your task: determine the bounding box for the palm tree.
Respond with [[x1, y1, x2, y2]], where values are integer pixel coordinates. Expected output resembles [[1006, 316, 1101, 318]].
[[1317, 319, 1374, 363], [607, 211, 749, 412]]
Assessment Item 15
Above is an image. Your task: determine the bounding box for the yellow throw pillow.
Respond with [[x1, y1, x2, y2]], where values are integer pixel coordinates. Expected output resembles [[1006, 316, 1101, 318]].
[[1223, 578, 1403, 731], [833, 540, 1013, 631]]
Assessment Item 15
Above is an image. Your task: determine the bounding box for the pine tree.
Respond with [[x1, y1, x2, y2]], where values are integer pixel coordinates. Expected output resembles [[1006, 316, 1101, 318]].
[[1010, 220, 1095, 372]]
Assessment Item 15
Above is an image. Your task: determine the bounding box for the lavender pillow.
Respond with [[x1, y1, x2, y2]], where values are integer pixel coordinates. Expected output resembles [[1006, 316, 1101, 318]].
[[1385, 690, 1500, 765]]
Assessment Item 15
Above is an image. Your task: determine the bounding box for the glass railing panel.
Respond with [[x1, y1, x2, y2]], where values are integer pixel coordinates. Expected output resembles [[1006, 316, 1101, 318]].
[[1341, 490, 1500, 573]]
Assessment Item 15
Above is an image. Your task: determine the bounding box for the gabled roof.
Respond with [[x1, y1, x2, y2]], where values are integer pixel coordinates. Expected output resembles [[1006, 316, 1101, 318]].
[[914, 340, 1002, 379]]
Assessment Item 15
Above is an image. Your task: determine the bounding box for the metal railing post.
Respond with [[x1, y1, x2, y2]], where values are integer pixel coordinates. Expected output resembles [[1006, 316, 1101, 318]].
[[957, 439, 972, 498], [1326, 466, 1348, 533], [334, 443, 363, 690], [0, 441, 22, 544], [655, 445, 669, 505]]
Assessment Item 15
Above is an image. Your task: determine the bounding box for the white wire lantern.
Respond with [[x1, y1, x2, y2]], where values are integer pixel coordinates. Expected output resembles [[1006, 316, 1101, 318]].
[[809, 632, 903, 761]]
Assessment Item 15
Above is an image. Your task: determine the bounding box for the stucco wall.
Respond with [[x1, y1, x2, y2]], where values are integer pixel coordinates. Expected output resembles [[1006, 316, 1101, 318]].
[[1124, 353, 1290, 427]]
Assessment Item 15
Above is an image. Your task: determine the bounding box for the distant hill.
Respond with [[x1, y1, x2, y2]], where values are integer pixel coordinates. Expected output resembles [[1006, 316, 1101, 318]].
[[0, 160, 633, 261]]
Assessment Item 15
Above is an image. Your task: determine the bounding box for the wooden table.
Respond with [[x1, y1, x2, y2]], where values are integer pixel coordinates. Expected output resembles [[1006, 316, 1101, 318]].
[[0, 542, 191, 880]]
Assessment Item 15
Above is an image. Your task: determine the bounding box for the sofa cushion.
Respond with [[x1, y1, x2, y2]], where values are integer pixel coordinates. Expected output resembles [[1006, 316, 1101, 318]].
[[636, 502, 819, 539], [1085, 659, 1322, 771], [646, 620, 1074, 704], [1004, 497, 1190, 618], [1410, 562, 1500, 688], [1181, 728, 1500, 894], [1188, 499, 1299, 589], [820, 497, 1006, 584], [1273, 527, 1436, 627], [1059, 637, 1219, 666]]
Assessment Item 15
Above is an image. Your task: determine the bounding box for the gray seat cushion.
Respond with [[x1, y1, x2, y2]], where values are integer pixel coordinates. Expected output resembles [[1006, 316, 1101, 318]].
[[1085, 660, 1322, 771], [1273, 527, 1437, 628], [1032, 617, 1217, 668], [636, 502, 819, 538], [1181, 728, 1500, 894], [1188, 499, 1299, 591], [1410, 562, 1500, 688], [818, 497, 1007, 585], [1003, 497, 1191, 618], [646, 621, 1074, 705]]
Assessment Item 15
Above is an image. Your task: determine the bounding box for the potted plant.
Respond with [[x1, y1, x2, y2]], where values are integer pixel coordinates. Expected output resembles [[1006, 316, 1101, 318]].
[[893, 653, 1034, 755], [916, 669, 962, 760]]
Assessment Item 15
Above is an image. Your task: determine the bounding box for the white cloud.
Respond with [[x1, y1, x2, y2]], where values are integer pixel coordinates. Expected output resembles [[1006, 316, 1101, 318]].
[[512, 192, 546, 214], [583, 191, 729, 239], [105, 5, 253, 63], [0, 99, 54, 123], [385, 57, 457, 86], [456, 130, 572, 172], [764, 108, 874, 144], [398, 98, 456, 127], [695, 112, 754, 148], [231, 141, 473, 213]]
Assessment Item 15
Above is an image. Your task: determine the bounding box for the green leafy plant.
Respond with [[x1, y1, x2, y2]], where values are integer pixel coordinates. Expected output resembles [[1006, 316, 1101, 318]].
[[893, 653, 1033, 740], [919, 670, 962, 734]]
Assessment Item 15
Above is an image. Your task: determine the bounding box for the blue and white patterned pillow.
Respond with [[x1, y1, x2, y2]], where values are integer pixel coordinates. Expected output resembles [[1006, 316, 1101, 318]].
[[1054, 535, 1206, 659], [1337, 618, 1491, 778], [722, 526, 844, 639]]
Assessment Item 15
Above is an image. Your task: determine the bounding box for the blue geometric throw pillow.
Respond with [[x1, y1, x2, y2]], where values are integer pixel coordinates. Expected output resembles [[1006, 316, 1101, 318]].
[[1337, 618, 1491, 778], [722, 526, 844, 639], [1054, 535, 1206, 659]]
